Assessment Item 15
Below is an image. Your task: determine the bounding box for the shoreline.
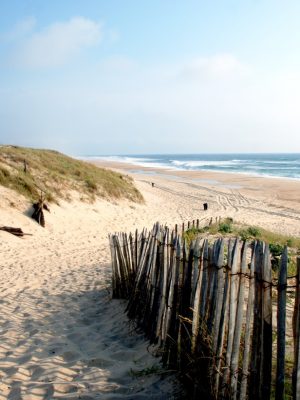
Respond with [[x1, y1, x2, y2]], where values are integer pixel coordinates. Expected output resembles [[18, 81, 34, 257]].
[[90, 159, 300, 203], [78, 154, 300, 182]]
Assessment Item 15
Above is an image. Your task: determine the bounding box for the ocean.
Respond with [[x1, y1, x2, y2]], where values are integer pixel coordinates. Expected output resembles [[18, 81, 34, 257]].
[[83, 154, 300, 180]]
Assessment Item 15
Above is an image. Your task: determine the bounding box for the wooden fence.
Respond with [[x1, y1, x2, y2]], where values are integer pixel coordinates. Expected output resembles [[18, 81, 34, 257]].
[[109, 223, 300, 400]]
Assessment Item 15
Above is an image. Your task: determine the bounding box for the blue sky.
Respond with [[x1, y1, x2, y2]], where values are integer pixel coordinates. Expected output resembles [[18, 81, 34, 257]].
[[1, 1, 300, 155]]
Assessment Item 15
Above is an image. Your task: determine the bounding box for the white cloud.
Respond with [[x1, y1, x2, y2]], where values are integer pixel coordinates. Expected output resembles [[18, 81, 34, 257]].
[[11, 17, 102, 68], [179, 54, 251, 80]]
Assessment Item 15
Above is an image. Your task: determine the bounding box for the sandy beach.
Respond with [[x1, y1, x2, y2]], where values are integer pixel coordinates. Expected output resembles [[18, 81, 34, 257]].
[[1, 161, 300, 399]]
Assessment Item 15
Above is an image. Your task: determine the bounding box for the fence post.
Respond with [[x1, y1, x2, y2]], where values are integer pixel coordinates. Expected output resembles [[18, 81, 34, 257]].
[[199, 239, 209, 319], [211, 239, 225, 395], [214, 239, 233, 397], [221, 239, 240, 397], [276, 246, 288, 400], [156, 229, 170, 344], [249, 241, 264, 399], [262, 243, 272, 399], [191, 239, 203, 353], [163, 235, 180, 365], [293, 257, 300, 399], [240, 241, 256, 400], [230, 240, 248, 399]]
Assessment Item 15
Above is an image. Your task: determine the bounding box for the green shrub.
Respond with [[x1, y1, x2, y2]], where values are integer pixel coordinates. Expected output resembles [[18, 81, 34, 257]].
[[238, 226, 261, 241], [218, 223, 233, 234], [269, 243, 284, 257], [239, 229, 251, 241], [247, 226, 261, 237]]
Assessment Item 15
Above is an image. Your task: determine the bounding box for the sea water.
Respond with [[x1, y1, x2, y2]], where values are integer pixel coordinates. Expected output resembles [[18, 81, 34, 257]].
[[83, 154, 300, 180]]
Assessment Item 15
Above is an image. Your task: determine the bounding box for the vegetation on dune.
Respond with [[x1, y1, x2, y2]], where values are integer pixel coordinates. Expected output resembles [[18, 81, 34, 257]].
[[0, 145, 143, 203], [183, 217, 300, 276]]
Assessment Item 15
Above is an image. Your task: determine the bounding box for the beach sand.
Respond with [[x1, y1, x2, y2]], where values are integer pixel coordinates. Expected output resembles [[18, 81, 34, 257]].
[[1, 161, 300, 399]]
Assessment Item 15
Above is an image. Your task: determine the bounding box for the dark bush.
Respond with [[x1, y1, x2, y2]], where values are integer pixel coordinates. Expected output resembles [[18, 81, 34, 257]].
[[219, 223, 233, 234], [269, 243, 284, 257]]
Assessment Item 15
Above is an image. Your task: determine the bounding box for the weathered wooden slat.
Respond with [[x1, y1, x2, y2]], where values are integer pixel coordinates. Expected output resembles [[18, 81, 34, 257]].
[[129, 232, 135, 276], [160, 229, 171, 344], [276, 246, 288, 400], [200, 239, 209, 319], [163, 235, 181, 366], [209, 239, 225, 395], [212, 239, 225, 354], [293, 257, 300, 399], [214, 238, 233, 397], [191, 238, 201, 307], [114, 234, 129, 297], [205, 245, 214, 322], [239, 241, 256, 400], [261, 243, 272, 399], [126, 232, 152, 317], [143, 226, 161, 331], [206, 240, 220, 334], [156, 229, 169, 343], [249, 241, 264, 399], [109, 235, 117, 297], [170, 236, 182, 368], [164, 232, 177, 340], [191, 239, 203, 353], [221, 238, 240, 397], [230, 241, 248, 399], [177, 236, 187, 369]]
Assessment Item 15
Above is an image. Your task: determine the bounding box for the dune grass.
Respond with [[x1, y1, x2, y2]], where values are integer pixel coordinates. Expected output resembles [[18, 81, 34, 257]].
[[0, 145, 143, 203]]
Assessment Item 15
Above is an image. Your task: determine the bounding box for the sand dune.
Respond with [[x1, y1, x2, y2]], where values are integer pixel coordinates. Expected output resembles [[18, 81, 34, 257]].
[[1, 165, 300, 399]]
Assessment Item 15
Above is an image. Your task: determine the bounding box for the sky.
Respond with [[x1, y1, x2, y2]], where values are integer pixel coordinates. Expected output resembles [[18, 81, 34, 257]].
[[0, 0, 300, 155]]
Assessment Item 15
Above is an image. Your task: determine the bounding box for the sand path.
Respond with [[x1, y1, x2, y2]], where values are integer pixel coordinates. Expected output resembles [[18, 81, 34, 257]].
[[0, 185, 184, 400]]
